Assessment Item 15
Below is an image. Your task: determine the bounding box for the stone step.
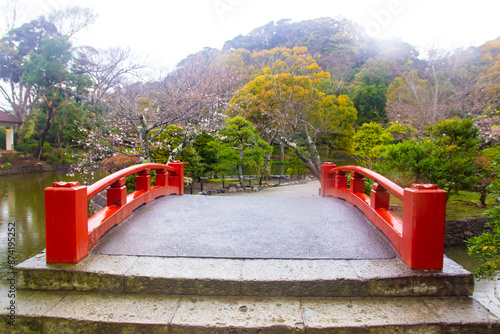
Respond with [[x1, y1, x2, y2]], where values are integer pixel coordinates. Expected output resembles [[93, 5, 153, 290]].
[[16, 252, 473, 298], [2, 290, 499, 333]]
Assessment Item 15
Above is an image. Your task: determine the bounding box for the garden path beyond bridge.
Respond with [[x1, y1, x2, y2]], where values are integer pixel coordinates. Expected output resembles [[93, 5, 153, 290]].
[[92, 180, 398, 260]]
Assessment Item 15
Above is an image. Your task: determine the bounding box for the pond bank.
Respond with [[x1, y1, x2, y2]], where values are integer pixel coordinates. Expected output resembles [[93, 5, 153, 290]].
[[0, 161, 71, 176], [445, 217, 491, 246]]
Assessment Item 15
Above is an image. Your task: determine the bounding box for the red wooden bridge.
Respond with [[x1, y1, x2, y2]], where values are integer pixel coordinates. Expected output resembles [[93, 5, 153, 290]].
[[8, 161, 500, 332], [44, 161, 445, 270]]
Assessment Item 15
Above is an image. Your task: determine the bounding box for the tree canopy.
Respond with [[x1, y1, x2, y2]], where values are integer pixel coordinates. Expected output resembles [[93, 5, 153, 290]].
[[210, 116, 272, 187], [228, 47, 357, 178], [0, 13, 498, 187]]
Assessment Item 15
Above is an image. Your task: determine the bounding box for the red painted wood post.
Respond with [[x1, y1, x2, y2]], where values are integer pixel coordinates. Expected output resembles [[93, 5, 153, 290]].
[[136, 169, 151, 192], [371, 183, 390, 210], [336, 171, 348, 189], [320, 163, 337, 197], [350, 171, 365, 194], [107, 177, 126, 207], [45, 182, 88, 263], [155, 168, 168, 187], [168, 161, 184, 195], [402, 184, 447, 270]]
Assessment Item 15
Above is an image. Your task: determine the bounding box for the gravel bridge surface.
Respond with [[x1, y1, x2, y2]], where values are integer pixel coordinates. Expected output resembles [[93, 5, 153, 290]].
[[93, 180, 397, 259]]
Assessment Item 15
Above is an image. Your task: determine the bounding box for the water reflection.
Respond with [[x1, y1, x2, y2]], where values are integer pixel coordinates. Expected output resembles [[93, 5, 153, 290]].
[[0, 172, 102, 294], [445, 245, 500, 317]]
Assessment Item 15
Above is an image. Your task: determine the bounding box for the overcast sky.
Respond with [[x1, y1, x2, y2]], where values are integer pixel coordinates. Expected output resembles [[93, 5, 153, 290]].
[[1, 0, 500, 71]]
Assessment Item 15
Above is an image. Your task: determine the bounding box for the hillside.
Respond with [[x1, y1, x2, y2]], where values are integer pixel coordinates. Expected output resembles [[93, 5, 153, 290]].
[[221, 18, 416, 79]]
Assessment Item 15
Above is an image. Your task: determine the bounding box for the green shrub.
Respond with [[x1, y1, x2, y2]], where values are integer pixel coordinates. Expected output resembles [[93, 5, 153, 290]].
[[468, 157, 500, 278], [482, 146, 500, 160], [0, 127, 5, 149]]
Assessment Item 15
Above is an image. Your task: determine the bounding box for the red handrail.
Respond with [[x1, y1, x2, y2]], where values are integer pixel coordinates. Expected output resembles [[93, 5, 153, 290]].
[[321, 162, 447, 270], [45, 162, 184, 264], [87, 163, 175, 198], [328, 165, 404, 200]]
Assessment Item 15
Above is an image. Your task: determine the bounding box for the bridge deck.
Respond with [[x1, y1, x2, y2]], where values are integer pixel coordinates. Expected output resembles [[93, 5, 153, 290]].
[[93, 180, 397, 260]]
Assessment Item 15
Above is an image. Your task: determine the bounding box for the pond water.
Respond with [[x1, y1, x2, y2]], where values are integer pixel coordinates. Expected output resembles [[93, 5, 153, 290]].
[[445, 245, 500, 317], [0, 171, 102, 296], [1, 171, 499, 317]]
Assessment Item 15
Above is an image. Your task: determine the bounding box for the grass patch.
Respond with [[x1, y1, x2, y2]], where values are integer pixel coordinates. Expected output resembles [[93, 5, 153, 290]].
[[388, 190, 497, 221], [446, 191, 497, 220]]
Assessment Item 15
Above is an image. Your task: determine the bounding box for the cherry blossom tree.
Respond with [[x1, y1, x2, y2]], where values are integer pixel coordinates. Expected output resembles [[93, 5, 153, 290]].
[[77, 48, 240, 171]]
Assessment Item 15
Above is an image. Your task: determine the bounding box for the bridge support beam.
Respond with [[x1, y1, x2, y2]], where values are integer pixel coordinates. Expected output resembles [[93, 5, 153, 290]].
[[336, 171, 347, 189]]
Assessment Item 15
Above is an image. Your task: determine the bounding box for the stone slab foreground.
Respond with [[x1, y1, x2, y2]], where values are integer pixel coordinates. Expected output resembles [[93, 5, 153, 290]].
[[2, 290, 499, 333], [16, 252, 473, 298]]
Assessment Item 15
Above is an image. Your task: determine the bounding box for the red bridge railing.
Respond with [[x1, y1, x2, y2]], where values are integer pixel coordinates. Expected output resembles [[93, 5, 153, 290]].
[[321, 163, 446, 270], [45, 162, 184, 264]]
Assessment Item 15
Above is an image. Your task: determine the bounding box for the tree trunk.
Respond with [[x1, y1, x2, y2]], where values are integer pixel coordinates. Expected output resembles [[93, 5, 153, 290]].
[[168, 142, 188, 163], [264, 154, 271, 181], [432, 64, 439, 124], [304, 127, 322, 176], [479, 191, 488, 207], [139, 128, 154, 162], [238, 148, 244, 188], [138, 115, 154, 162], [282, 137, 321, 179], [35, 93, 56, 161], [168, 134, 197, 163], [280, 140, 285, 161], [326, 142, 331, 160]]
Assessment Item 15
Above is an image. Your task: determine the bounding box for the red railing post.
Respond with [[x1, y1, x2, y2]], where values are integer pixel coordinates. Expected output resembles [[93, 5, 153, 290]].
[[402, 184, 447, 269], [155, 168, 168, 187], [336, 171, 348, 189], [320, 162, 337, 197], [45, 182, 88, 263], [136, 168, 151, 192], [350, 171, 365, 194], [168, 161, 184, 195], [107, 177, 126, 207], [371, 183, 390, 210]]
